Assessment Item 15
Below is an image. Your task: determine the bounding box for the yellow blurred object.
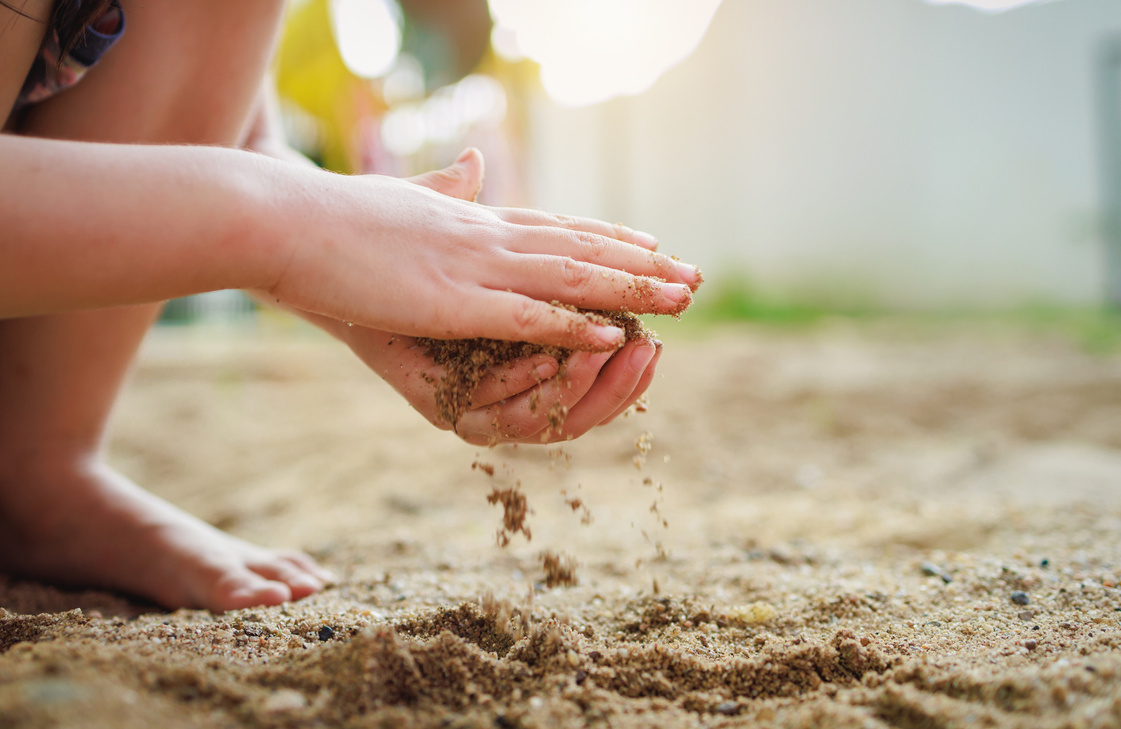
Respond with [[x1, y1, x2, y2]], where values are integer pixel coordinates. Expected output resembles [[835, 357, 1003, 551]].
[[275, 0, 388, 173]]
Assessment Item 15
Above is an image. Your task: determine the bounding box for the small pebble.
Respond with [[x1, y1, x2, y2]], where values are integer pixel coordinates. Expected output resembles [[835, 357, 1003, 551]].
[[920, 562, 952, 583], [1024, 639, 1038, 651], [920, 562, 943, 577], [1018, 610, 1036, 621], [263, 689, 307, 713], [714, 701, 738, 716], [1010, 591, 1030, 606], [1040, 559, 1050, 568], [317, 626, 335, 641]]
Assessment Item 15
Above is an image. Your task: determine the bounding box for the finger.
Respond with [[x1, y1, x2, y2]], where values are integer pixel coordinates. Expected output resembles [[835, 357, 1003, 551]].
[[406, 147, 485, 201], [442, 292, 628, 351], [499, 255, 693, 316], [498, 207, 661, 252], [497, 220, 702, 290], [602, 339, 663, 425], [455, 351, 611, 444], [470, 353, 561, 408], [545, 339, 658, 441]]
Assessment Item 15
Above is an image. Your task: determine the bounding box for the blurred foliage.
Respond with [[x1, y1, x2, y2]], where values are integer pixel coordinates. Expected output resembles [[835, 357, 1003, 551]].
[[1005, 304, 1121, 355], [686, 275, 1121, 354], [275, 0, 377, 173], [689, 275, 876, 326]]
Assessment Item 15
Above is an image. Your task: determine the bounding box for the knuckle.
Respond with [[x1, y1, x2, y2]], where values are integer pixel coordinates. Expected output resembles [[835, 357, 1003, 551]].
[[552, 213, 577, 229], [561, 257, 595, 290], [513, 298, 548, 333], [573, 230, 608, 262]]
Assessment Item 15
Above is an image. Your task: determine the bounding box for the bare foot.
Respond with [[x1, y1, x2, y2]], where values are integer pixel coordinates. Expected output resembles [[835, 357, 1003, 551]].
[[0, 455, 333, 612]]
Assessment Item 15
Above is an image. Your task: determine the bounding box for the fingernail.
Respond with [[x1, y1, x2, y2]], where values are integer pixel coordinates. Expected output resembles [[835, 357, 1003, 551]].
[[653, 339, 664, 351], [677, 262, 701, 287], [535, 358, 560, 380], [629, 341, 657, 370], [663, 283, 692, 304], [633, 230, 659, 249], [592, 325, 625, 350], [455, 148, 474, 164]]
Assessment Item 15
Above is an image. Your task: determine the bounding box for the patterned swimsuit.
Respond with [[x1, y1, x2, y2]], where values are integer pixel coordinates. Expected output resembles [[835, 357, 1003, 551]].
[[15, 0, 125, 110]]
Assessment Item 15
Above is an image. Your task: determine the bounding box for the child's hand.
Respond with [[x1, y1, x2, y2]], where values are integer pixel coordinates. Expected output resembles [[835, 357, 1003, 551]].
[[452, 339, 662, 445], [259, 150, 701, 352], [336, 323, 660, 445], [311, 150, 664, 444]]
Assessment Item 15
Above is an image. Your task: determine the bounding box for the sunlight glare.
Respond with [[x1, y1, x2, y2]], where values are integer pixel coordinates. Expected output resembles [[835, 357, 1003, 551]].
[[489, 0, 724, 108], [923, 0, 1065, 13], [330, 0, 402, 79]]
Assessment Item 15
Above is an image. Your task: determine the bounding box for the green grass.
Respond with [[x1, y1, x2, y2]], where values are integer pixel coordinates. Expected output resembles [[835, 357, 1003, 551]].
[[681, 277, 1121, 354], [688, 277, 878, 326], [1000, 305, 1121, 354]]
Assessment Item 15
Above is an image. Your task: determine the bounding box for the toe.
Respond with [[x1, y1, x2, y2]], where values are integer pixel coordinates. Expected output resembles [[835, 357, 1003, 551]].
[[209, 570, 293, 612], [278, 549, 337, 584], [251, 558, 324, 601]]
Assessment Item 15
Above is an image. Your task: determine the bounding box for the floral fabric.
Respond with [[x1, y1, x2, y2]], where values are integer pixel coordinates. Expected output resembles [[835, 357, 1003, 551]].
[[15, 1, 125, 110]]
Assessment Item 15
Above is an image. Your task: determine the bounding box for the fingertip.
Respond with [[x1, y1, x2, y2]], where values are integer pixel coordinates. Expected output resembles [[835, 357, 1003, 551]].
[[676, 262, 703, 290], [589, 324, 625, 351], [632, 230, 660, 250], [628, 340, 658, 370], [532, 355, 560, 380]]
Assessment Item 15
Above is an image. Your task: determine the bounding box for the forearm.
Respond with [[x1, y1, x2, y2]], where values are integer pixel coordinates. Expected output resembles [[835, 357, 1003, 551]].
[[0, 134, 286, 317]]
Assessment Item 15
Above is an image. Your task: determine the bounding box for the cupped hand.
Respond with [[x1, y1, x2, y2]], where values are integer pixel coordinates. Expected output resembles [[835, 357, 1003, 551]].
[[452, 338, 663, 445], [336, 321, 661, 445], [263, 149, 701, 352], [324, 150, 665, 444]]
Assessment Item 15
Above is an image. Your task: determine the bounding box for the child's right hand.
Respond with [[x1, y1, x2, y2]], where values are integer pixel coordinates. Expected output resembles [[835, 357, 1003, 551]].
[[302, 149, 667, 444], [257, 150, 701, 351]]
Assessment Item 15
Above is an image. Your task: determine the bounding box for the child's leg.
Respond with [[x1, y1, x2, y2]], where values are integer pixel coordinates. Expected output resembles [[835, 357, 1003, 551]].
[[0, 309, 329, 610], [0, 0, 331, 611]]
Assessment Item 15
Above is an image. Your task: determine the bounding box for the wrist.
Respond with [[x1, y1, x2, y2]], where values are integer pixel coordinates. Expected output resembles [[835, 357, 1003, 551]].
[[221, 149, 310, 294]]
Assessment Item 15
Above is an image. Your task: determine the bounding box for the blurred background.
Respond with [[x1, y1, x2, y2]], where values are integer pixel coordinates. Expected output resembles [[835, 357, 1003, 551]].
[[166, 0, 1121, 326]]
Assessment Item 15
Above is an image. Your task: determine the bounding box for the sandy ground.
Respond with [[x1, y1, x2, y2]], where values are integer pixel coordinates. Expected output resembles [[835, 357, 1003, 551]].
[[2, 319, 1121, 728]]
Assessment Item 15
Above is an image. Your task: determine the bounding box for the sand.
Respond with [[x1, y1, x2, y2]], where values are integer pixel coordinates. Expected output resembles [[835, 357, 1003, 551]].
[[2, 319, 1121, 728]]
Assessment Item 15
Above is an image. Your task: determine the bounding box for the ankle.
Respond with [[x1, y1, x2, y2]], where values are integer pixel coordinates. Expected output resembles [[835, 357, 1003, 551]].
[[0, 438, 99, 481]]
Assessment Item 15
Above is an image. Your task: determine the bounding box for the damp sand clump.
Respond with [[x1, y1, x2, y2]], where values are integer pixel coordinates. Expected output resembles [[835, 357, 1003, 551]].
[[417, 310, 654, 427]]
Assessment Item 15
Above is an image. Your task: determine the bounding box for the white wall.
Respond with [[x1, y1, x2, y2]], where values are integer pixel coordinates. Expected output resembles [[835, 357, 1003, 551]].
[[526, 0, 1121, 308]]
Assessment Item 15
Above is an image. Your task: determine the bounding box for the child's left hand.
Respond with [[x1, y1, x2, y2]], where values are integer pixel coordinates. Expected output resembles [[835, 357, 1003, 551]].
[[337, 325, 660, 445]]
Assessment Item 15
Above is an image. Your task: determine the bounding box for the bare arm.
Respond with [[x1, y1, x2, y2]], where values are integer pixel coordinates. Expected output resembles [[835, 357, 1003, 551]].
[[0, 133, 698, 348], [0, 134, 280, 315]]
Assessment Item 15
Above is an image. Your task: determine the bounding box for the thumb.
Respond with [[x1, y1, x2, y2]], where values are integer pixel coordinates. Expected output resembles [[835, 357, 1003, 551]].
[[406, 147, 485, 201]]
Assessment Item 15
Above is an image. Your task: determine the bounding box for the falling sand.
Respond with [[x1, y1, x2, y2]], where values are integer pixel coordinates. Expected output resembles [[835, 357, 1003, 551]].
[[422, 309, 657, 584]]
